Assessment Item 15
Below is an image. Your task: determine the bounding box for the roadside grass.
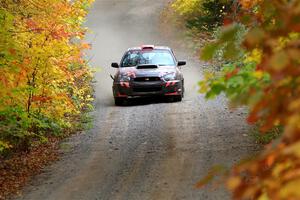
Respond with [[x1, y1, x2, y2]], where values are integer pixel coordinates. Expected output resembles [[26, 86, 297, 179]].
[[0, 111, 93, 200]]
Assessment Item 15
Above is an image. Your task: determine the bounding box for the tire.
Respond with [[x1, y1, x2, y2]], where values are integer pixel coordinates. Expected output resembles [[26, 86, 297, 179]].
[[174, 95, 182, 102], [114, 98, 125, 106], [182, 80, 185, 98], [167, 95, 182, 102]]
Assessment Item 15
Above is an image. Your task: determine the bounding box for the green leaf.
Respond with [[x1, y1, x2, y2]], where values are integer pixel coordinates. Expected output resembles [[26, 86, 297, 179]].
[[223, 42, 241, 60], [227, 76, 244, 88], [205, 83, 226, 99], [220, 24, 240, 42], [201, 43, 219, 60]]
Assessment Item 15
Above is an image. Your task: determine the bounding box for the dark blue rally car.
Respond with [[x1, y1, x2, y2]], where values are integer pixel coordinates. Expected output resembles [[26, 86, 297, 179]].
[[111, 45, 186, 105]]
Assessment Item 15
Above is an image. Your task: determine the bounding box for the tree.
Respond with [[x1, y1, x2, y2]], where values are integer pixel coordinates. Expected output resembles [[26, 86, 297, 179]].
[[0, 0, 94, 154], [172, 0, 234, 31], [199, 0, 300, 199]]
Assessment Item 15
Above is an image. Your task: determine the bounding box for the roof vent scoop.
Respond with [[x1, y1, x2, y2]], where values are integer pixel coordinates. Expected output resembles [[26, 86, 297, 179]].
[[137, 64, 158, 69], [141, 45, 154, 50]]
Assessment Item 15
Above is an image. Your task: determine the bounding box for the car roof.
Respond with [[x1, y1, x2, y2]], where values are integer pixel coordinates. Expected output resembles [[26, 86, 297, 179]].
[[127, 45, 172, 51]]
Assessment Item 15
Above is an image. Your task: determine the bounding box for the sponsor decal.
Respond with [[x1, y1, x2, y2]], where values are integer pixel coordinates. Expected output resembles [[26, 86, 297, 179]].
[[126, 70, 136, 78], [120, 82, 130, 88], [166, 81, 176, 87], [165, 92, 179, 96]]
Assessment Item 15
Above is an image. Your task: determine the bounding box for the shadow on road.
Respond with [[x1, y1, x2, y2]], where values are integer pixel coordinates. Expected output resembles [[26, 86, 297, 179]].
[[116, 97, 180, 107]]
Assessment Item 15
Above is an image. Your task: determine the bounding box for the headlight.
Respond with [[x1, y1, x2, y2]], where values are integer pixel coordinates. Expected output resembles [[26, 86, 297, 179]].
[[119, 75, 131, 82], [163, 73, 176, 81]]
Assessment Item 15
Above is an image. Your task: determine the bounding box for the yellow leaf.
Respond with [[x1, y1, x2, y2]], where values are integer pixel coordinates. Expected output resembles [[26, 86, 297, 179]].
[[227, 176, 241, 190], [280, 179, 300, 199], [258, 192, 269, 200], [253, 70, 264, 79], [283, 141, 300, 157], [244, 49, 262, 63]]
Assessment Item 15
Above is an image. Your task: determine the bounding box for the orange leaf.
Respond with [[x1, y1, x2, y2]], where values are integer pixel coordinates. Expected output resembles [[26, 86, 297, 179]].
[[266, 154, 276, 167]]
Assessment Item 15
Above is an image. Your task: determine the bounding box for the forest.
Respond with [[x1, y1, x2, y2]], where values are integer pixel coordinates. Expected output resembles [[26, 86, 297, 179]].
[[0, 0, 94, 155], [1, 0, 300, 199], [172, 0, 300, 199]]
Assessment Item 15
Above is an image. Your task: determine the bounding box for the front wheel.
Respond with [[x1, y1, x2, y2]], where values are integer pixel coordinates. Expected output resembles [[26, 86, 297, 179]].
[[182, 80, 185, 98], [114, 98, 126, 106], [167, 95, 182, 102], [174, 95, 182, 102]]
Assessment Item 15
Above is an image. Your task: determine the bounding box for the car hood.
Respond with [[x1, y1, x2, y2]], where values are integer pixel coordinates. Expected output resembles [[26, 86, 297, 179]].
[[118, 66, 177, 78]]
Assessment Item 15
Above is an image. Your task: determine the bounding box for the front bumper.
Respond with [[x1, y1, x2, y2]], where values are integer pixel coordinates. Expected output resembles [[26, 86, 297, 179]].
[[113, 80, 182, 98]]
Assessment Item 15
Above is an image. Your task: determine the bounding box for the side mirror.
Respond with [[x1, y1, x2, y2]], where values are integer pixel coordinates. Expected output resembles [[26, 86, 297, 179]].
[[178, 60, 186, 66], [111, 62, 119, 68]]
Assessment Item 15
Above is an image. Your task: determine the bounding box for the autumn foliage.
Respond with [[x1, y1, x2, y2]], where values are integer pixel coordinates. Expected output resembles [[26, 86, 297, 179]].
[[173, 0, 300, 199], [172, 0, 233, 31], [0, 0, 94, 154], [224, 1, 300, 199]]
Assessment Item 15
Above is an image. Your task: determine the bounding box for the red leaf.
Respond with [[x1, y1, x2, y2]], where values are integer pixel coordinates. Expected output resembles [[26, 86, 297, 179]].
[[223, 18, 233, 26]]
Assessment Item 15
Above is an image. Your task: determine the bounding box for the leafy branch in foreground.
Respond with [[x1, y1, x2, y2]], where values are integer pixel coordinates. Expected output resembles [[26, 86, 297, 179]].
[[198, 0, 300, 199], [0, 0, 94, 155]]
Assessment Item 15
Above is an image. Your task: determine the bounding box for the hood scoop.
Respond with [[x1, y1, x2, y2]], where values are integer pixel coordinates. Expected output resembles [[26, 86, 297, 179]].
[[136, 64, 158, 69]]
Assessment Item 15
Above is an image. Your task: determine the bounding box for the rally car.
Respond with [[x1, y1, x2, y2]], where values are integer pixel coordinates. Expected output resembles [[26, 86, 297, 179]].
[[111, 45, 186, 106]]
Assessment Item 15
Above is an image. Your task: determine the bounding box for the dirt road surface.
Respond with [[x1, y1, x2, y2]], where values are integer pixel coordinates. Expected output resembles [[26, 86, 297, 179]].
[[16, 1, 258, 200]]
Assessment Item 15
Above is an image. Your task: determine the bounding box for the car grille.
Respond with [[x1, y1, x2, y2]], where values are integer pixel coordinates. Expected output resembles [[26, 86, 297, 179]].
[[133, 77, 161, 82], [133, 86, 162, 93]]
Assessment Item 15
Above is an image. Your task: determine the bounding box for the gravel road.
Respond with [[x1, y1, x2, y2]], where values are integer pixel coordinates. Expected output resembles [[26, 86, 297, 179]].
[[16, 1, 258, 200]]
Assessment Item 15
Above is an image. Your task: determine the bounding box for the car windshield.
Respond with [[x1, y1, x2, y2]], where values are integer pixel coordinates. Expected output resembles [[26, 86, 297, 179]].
[[121, 50, 176, 67]]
